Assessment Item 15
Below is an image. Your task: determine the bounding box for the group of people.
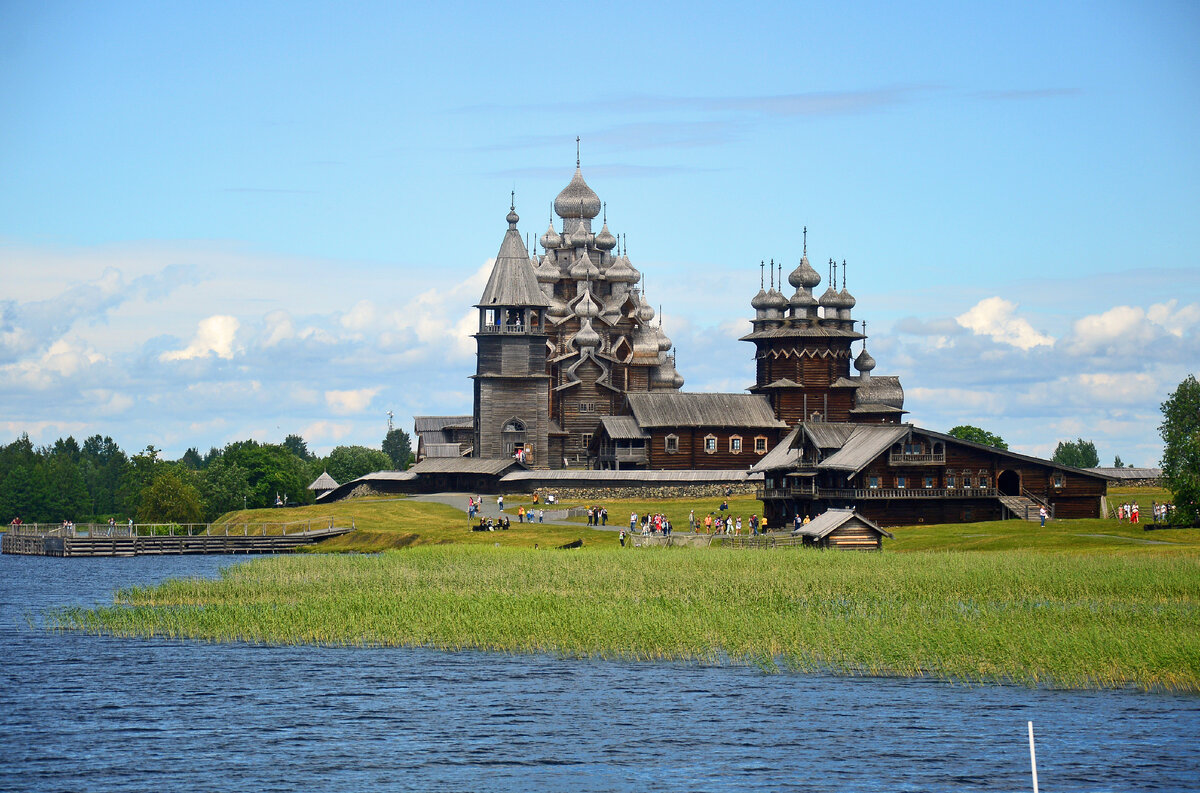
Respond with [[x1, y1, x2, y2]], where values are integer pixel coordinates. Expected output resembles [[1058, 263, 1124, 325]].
[[1147, 501, 1175, 524], [585, 506, 607, 526], [628, 511, 673, 537], [1116, 502, 1140, 523], [473, 516, 509, 531], [516, 506, 544, 523], [697, 511, 765, 536], [466, 495, 545, 524]]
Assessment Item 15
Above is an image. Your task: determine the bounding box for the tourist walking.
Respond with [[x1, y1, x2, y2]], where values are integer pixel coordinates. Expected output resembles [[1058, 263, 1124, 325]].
[[1039, 505, 1047, 527], [630, 511, 637, 530]]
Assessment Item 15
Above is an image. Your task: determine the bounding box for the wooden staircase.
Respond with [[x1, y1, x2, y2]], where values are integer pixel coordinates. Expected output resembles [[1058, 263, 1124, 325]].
[[998, 494, 1043, 522]]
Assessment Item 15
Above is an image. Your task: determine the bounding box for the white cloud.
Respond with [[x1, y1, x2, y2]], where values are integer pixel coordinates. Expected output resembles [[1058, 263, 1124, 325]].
[[955, 297, 1055, 350], [325, 387, 382, 415], [301, 420, 354, 445], [261, 310, 296, 347], [83, 389, 135, 415], [161, 315, 241, 361], [1066, 301, 1200, 355]]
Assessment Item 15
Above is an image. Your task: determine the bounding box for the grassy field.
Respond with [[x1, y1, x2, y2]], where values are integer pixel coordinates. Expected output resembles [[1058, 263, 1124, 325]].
[[50, 486, 1199, 691], [49, 543, 1200, 691], [211, 497, 611, 552]]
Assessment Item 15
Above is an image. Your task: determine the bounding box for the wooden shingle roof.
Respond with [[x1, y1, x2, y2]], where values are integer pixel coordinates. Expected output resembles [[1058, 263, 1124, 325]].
[[626, 393, 786, 429]]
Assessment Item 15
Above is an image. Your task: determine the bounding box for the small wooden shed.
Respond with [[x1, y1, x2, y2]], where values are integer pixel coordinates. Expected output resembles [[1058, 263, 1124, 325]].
[[792, 508, 893, 551]]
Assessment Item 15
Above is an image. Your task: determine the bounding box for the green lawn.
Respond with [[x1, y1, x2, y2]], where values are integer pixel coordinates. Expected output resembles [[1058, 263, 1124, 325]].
[[214, 497, 614, 552]]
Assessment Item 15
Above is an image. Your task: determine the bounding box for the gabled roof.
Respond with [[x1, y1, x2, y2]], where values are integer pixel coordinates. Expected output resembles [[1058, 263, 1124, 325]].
[[414, 415, 473, 433], [476, 227, 550, 308], [407, 457, 524, 475], [803, 422, 856, 450], [792, 508, 894, 540], [758, 378, 802, 389], [626, 393, 786, 429], [1086, 467, 1159, 480], [749, 426, 802, 472], [818, 425, 909, 475], [307, 471, 339, 491], [598, 416, 649, 440]]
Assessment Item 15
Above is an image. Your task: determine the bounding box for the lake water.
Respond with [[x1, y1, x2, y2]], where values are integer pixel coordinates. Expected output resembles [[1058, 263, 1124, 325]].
[[1, 553, 1197, 792]]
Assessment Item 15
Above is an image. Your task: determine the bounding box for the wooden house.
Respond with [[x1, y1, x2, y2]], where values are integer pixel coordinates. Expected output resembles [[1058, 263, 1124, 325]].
[[792, 508, 893, 550], [590, 392, 787, 470]]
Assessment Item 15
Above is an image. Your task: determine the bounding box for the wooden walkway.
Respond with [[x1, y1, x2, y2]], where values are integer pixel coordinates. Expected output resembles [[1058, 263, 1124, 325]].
[[1, 519, 354, 557]]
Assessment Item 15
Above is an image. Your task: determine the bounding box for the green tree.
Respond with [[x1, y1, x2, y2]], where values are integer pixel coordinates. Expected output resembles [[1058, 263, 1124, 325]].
[[117, 446, 164, 518], [1052, 438, 1099, 468], [1159, 374, 1200, 524], [0, 434, 37, 475], [137, 467, 204, 524], [382, 428, 412, 470], [324, 445, 393, 485], [1113, 454, 1124, 468], [179, 447, 204, 469], [221, 441, 313, 507], [200, 458, 252, 520], [283, 434, 314, 461], [43, 453, 90, 521], [946, 425, 1009, 450], [81, 435, 127, 517], [0, 464, 49, 524]]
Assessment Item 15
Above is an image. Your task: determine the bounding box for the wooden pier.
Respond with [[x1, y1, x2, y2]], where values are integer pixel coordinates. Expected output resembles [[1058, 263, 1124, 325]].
[[1, 519, 354, 557]]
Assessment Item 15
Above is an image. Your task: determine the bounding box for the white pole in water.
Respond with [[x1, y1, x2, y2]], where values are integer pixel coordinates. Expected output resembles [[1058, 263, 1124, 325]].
[[1028, 720, 1039, 793]]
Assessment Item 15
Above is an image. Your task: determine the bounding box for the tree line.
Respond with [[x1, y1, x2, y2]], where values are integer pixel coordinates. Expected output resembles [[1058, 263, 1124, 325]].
[[0, 429, 412, 525]]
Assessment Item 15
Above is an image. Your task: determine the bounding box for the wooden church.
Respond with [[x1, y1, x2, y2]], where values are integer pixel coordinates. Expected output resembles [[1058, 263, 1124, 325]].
[[412, 155, 1110, 525]]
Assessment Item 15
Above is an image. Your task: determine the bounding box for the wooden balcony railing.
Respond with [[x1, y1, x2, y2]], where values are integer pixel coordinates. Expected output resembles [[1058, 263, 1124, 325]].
[[887, 452, 946, 465]]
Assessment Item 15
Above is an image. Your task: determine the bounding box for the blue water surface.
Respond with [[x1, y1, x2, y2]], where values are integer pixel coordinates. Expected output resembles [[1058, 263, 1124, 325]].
[[0, 553, 1196, 792]]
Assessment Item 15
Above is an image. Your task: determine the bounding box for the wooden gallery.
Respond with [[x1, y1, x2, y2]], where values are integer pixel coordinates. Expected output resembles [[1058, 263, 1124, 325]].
[[366, 161, 1109, 525]]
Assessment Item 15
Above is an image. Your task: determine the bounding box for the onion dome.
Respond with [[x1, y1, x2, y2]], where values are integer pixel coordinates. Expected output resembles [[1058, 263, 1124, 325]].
[[636, 293, 656, 323], [535, 255, 559, 284], [554, 167, 601, 219], [789, 287, 818, 310], [604, 255, 637, 283], [611, 254, 640, 284], [657, 327, 672, 351], [540, 222, 562, 250], [788, 255, 822, 289], [567, 220, 591, 247], [573, 319, 601, 349], [569, 250, 600, 280], [751, 287, 771, 311], [574, 288, 600, 320], [672, 370, 685, 388], [547, 298, 570, 319], [765, 288, 789, 312], [594, 222, 616, 251], [818, 285, 840, 308], [838, 287, 856, 310], [854, 347, 876, 373]]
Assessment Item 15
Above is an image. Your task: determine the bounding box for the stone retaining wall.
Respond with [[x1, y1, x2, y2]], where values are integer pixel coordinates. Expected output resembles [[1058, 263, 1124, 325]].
[[531, 482, 759, 501]]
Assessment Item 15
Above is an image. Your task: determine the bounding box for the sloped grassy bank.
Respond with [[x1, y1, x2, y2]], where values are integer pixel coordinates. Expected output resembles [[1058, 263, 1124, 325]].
[[49, 545, 1200, 691]]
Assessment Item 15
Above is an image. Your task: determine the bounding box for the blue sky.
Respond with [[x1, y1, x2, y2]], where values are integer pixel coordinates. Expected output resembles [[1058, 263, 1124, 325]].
[[1, 0, 1197, 466]]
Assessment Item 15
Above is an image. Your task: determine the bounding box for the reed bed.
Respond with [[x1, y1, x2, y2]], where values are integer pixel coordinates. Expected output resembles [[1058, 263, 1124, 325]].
[[49, 545, 1200, 691]]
